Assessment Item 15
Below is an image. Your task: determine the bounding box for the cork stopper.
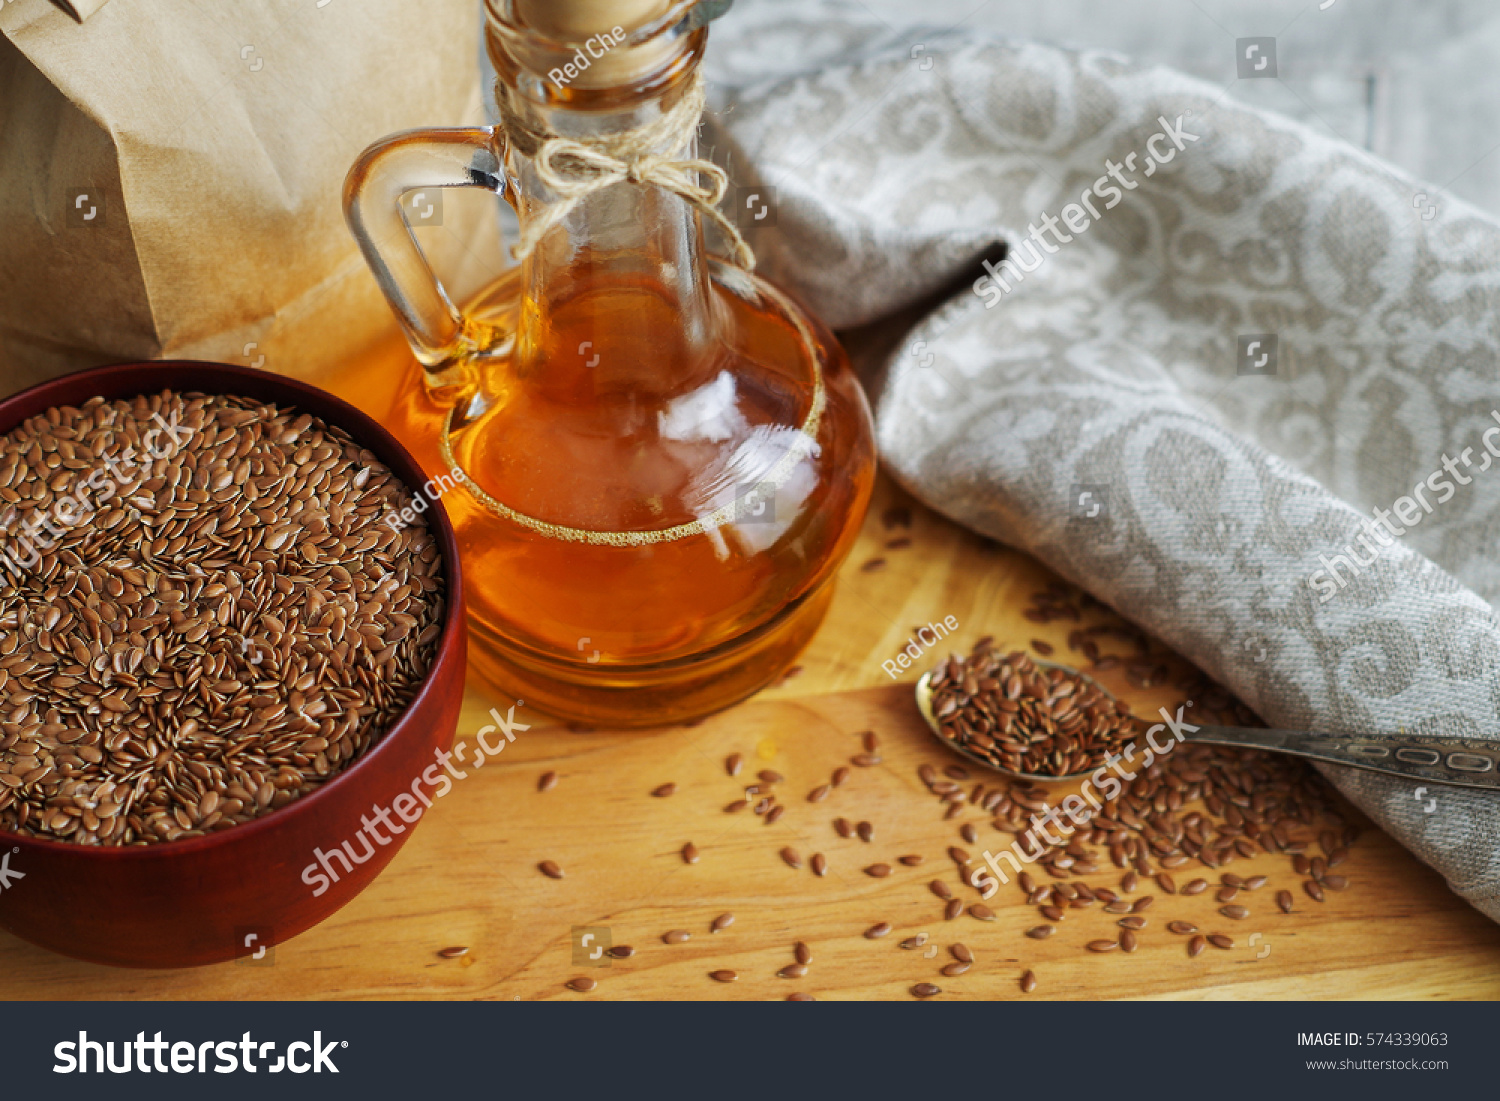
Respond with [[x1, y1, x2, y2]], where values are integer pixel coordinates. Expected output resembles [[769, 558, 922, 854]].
[[511, 0, 682, 87], [515, 0, 674, 38]]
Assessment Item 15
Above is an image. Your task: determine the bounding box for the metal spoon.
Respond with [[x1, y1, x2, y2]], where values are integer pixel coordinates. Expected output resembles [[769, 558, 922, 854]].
[[914, 664, 1500, 790]]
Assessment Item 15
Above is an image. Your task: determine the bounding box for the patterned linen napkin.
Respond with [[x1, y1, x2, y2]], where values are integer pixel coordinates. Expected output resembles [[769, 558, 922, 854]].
[[706, 14, 1500, 921]]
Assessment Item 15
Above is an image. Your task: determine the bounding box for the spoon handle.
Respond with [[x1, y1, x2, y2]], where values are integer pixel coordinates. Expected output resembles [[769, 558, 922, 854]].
[[1184, 726, 1500, 791]]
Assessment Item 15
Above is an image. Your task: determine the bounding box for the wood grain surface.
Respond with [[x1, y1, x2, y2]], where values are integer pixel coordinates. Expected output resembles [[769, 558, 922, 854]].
[[2, 468, 1498, 1000]]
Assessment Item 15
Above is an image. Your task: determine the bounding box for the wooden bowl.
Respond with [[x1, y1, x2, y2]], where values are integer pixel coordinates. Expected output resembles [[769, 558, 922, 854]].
[[0, 362, 465, 968]]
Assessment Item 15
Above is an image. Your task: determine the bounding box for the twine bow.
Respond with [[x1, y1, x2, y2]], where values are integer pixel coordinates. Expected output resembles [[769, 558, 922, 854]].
[[498, 72, 756, 269]]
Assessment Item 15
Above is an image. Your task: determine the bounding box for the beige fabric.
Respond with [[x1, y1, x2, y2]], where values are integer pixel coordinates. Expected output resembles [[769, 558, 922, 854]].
[[707, 24, 1500, 921]]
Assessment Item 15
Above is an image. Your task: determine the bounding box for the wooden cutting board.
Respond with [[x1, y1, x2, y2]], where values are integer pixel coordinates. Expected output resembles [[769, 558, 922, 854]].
[[3, 467, 1499, 1000]]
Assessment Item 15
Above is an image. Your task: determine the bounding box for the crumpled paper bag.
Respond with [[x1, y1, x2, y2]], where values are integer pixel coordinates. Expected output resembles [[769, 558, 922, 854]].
[[706, 17, 1500, 922], [0, 0, 502, 397]]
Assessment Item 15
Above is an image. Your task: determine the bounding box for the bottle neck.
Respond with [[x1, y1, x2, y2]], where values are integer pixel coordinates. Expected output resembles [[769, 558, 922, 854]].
[[499, 51, 719, 400]]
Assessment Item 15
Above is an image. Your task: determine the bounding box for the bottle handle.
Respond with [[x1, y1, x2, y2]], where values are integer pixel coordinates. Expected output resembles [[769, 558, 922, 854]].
[[343, 126, 508, 395]]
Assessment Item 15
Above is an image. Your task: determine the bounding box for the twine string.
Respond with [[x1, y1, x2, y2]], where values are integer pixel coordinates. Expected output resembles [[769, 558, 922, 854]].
[[497, 72, 755, 270]]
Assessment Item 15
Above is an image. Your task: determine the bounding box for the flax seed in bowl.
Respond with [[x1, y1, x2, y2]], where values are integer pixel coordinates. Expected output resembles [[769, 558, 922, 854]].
[[0, 362, 466, 968]]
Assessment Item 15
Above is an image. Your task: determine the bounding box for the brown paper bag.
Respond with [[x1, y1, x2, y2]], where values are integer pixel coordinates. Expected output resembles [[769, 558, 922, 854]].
[[0, 0, 505, 398]]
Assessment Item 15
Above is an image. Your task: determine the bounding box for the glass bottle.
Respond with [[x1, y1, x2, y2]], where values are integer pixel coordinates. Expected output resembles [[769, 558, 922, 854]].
[[343, 0, 875, 726]]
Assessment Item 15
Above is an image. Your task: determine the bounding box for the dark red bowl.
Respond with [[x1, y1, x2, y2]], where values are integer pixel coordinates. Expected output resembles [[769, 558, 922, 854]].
[[0, 362, 465, 968]]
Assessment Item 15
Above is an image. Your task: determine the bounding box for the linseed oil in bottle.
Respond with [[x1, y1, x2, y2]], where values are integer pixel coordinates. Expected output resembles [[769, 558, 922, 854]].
[[345, 0, 876, 725]]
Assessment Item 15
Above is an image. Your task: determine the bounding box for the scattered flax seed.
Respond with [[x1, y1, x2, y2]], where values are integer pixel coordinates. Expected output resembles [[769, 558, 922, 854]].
[[1216, 885, 1239, 903], [1304, 879, 1326, 902], [1182, 878, 1208, 896], [807, 784, 831, 802], [1120, 930, 1138, 952], [1030, 640, 1054, 655], [795, 942, 812, 965], [811, 853, 828, 877], [864, 922, 892, 939], [1277, 890, 1295, 913], [857, 820, 875, 842], [834, 817, 854, 838], [898, 854, 925, 866], [1020, 970, 1037, 993], [710, 970, 738, 983], [882, 505, 912, 529], [831, 766, 851, 787], [1323, 874, 1348, 891], [862, 731, 880, 753], [860, 558, 887, 573], [607, 946, 635, 959], [759, 769, 783, 785], [1219, 905, 1250, 920], [1025, 926, 1053, 940], [900, 934, 929, 950], [652, 782, 677, 797], [780, 846, 802, 870], [1167, 921, 1197, 935], [725, 799, 749, 813], [1117, 916, 1147, 930], [538, 860, 564, 879], [1087, 940, 1118, 953], [681, 841, 699, 865], [663, 930, 691, 944], [960, 823, 978, 844], [0, 390, 446, 846], [1132, 896, 1154, 913], [787, 993, 815, 1001], [726, 753, 743, 777], [969, 904, 996, 921], [711, 913, 735, 933], [929, 880, 952, 901], [438, 946, 468, 959], [778, 964, 808, 978], [851, 753, 881, 767], [864, 863, 892, 878], [537, 771, 558, 793], [765, 805, 785, 825], [1188, 935, 1206, 957], [942, 961, 970, 977], [944, 899, 964, 921], [911, 983, 941, 998], [1208, 934, 1234, 950], [951, 943, 973, 963], [567, 977, 596, 992]]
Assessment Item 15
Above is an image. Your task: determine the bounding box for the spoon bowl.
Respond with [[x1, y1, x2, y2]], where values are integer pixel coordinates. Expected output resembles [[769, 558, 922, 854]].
[[914, 665, 1111, 782]]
